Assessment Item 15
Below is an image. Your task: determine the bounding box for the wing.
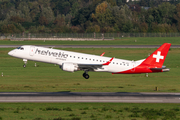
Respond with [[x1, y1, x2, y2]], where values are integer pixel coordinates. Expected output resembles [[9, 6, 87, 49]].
[[100, 52, 105, 56], [77, 57, 114, 71]]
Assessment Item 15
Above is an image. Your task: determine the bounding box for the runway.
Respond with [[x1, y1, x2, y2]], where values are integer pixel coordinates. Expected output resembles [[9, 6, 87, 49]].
[[0, 45, 180, 48], [0, 92, 180, 103]]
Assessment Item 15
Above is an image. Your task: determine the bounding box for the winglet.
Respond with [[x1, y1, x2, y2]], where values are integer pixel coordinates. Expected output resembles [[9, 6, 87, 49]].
[[103, 57, 114, 65], [100, 52, 105, 56]]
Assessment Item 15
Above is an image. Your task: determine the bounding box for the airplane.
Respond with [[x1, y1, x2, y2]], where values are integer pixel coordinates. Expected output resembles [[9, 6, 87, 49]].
[[8, 43, 171, 79]]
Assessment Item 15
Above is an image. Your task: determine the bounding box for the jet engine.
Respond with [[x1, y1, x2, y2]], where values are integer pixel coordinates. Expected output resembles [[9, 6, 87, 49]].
[[61, 62, 78, 72]]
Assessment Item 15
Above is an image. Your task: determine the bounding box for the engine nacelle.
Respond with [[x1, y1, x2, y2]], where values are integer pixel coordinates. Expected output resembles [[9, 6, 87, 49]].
[[61, 62, 78, 72]]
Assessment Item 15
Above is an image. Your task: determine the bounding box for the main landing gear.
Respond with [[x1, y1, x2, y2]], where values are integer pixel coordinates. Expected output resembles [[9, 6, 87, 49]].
[[23, 59, 28, 68], [83, 71, 89, 79]]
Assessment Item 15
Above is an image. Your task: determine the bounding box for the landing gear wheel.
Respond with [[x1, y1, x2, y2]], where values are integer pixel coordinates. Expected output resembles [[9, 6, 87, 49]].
[[23, 64, 26, 68], [83, 73, 89, 79], [23, 59, 28, 68]]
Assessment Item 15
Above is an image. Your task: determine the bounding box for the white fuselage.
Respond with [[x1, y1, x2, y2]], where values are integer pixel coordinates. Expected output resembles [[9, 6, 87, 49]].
[[8, 45, 143, 73]]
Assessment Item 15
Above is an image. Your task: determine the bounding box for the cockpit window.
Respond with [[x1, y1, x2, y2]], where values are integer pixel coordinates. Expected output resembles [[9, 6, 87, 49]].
[[17, 47, 24, 50]]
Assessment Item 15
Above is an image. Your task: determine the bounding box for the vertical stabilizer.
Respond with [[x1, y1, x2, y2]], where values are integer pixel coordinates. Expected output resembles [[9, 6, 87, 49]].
[[140, 43, 171, 68]]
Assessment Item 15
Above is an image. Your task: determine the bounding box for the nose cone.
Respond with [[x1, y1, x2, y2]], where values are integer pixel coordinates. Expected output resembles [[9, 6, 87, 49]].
[[8, 50, 15, 56]]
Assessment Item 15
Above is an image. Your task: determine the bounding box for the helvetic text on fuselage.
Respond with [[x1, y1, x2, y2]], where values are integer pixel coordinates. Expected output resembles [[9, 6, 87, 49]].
[[35, 48, 68, 58]]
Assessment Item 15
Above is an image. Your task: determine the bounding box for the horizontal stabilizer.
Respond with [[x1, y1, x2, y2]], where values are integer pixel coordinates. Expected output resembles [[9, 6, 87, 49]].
[[150, 68, 170, 72]]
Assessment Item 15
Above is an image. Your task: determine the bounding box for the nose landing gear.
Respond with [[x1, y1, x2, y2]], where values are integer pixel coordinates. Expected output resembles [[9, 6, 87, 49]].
[[23, 59, 28, 68]]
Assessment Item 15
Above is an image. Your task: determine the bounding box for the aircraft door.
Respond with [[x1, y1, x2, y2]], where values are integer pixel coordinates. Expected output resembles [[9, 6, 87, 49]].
[[131, 60, 135, 72], [29, 46, 35, 56]]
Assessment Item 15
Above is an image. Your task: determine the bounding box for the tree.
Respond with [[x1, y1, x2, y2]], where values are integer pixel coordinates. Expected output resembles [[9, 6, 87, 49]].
[[53, 14, 66, 27], [0, 1, 15, 20], [146, 7, 162, 24], [129, 4, 141, 13], [140, 22, 148, 33], [0, 23, 24, 33], [116, 0, 123, 6], [86, 24, 100, 32], [17, 1, 32, 22], [40, 6, 55, 24], [92, 1, 115, 28], [29, 1, 41, 22], [121, 21, 133, 32], [62, 1, 71, 15], [70, 2, 80, 16], [50, 0, 71, 15], [174, 3, 180, 31], [149, 0, 163, 7], [29, 26, 38, 33], [70, 26, 81, 33], [118, 5, 133, 32], [39, 16, 48, 25], [140, 0, 148, 7], [158, 2, 176, 24], [106, 0, 116, 6], [10, 16, 25, 23], [95, 1, 108, 14], [38, 0, 50, 8], [71, 4, 94, 28], [151, 22, 159, 32]]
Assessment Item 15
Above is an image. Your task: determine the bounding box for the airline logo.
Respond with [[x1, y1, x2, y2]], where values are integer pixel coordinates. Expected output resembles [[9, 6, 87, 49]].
[[153, 51, 164, 62], [35, 48, 68, 58]]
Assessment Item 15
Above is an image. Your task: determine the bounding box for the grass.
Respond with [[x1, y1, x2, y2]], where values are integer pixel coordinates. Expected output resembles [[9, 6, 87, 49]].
[[0, 103, 180, 120], [0, 47, 179, 92], [0, 37, 180, 45]]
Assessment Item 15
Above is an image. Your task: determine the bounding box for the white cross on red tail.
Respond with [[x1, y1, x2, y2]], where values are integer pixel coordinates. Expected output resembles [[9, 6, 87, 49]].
[[153, 51, 164, 62]]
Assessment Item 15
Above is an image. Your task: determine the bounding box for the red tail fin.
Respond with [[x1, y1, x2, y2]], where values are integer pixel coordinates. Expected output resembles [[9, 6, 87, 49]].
[[140, 43, 171, 68]]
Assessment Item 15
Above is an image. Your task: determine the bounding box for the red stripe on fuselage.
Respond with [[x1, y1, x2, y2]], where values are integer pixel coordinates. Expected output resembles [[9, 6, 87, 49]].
[[112, 65, 162, 74]]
